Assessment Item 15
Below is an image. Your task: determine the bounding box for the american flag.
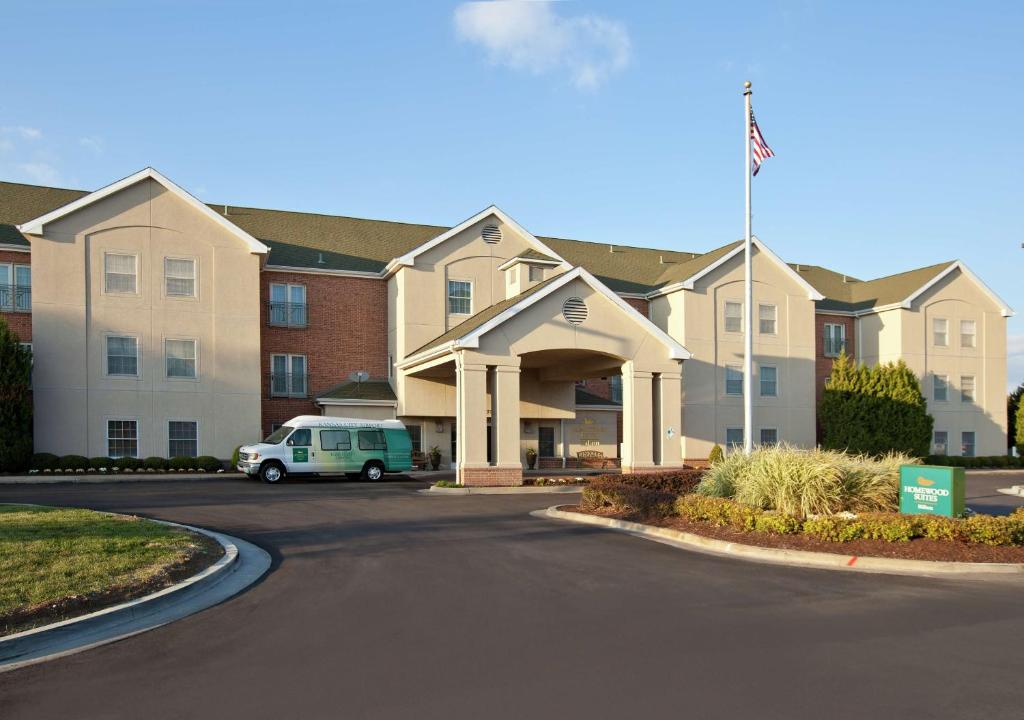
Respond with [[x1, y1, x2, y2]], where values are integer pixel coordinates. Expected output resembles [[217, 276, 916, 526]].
[[749, 109, 774, 176]]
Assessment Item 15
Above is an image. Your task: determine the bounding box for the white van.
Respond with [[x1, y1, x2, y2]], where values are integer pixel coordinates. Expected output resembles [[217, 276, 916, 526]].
[[237, 415, 413, 483]]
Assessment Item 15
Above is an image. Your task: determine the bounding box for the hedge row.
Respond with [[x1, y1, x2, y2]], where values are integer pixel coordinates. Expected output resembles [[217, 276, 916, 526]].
[[30, 453, 223, 473], [924, 455, 1023, 468], [580, 480, 1024, 546], [592, 469, 705, 494]]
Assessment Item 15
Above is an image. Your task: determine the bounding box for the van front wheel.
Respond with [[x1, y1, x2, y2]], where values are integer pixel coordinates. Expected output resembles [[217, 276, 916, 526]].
[[361, 462, 384, 481], [260, 462, 286, 484]]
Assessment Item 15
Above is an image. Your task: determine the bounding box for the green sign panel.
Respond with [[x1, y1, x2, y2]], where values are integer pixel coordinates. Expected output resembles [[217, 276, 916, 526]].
[[899, 464, 965, 517], [292, 447, 309, 463]]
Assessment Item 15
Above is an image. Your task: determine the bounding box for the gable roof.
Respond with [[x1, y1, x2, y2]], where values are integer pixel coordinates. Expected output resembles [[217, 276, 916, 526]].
[[15, 168, 268, 255], [404, 267, 691, 363], [316, 379, 397, 404], [0, 177, 1008, 316]]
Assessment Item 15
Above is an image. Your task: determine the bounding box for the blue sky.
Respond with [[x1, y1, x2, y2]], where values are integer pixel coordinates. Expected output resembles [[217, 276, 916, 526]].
[[1, 1, 1020, 386]]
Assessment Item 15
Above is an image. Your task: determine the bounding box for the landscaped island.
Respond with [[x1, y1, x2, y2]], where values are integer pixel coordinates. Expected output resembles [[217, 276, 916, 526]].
[[0, 505, 223, 635], [571, 447, 1024, 563]]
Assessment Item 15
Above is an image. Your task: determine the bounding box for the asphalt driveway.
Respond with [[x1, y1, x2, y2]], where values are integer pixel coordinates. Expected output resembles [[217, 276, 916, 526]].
[[1, 476, 1023, 719]]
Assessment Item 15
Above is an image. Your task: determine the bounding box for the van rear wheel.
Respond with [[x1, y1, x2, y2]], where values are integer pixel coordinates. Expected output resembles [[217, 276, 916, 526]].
[[260, 462, 285, 484], [361, 462, 384, 481]]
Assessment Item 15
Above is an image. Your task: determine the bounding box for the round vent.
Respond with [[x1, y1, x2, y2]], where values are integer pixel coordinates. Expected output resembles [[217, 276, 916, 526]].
[[482, 224, 502, 243], [562, 297, 588, 325]]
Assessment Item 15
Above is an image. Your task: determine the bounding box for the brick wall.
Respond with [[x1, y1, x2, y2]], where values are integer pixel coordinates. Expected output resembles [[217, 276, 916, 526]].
[[0, 249, 31, 342], [260, 270, 388, 435], [815, 312, 857, 404], [623, 296, 649, 316]]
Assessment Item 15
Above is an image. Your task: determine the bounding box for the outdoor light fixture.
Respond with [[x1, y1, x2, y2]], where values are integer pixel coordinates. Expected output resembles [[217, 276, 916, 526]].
[[435, 421, 444, 433]]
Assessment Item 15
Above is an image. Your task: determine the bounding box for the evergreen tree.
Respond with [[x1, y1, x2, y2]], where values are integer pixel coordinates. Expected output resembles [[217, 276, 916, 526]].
[[819, 351, 933, 457], [1016, 395, 1024, 455], [1008, 383, 1024, 453], [0, 318, 33, 472]]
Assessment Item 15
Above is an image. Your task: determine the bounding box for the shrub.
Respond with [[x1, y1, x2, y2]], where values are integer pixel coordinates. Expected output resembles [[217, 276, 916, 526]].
[[0, 318, 33, 473], [89, 456, 115, 471], [609, 469, 705, 494], [580, 480, 676, 519], [143, 456, 167, 471], [858, 513, 915, 542], [60, 455, 90, 471], [707, 444, 724, 466], [912, 515, 960, 541], [674, 495, 759, 531], [753, 513, 802, 535], [30, 453, 59, 471], [232, 445, 242, 467], [169, 456, 193, 471], [196, 455, 222, 472], [819, 352, 933, 457], [697, 444, 913, 517], [801, 516, 865, 543], [434, 480, 459, 488], [962, 515, 1022, 546]]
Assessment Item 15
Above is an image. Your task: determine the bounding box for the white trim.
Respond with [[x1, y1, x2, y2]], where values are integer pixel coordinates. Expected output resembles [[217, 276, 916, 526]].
[[263, 264, 382, 279], [758, 302, 778, 335], [646, 237, 825, 301], [17, 167, 269, 255], [316, 398, 398, 407], [0, 243, 31, 253], [496, 256, 563, 271], [103, 333, 141, 378], [106, 417, 141, 459], [102, 251, 139, 296], [164, 336, 199, 381], [386, 205, 568, 277], [166, 418, 201, 458], [758, 363, 779, 398], [446, 278, 473, 317], [163, 255, 198, 300], [903, 261, 1014, 317]]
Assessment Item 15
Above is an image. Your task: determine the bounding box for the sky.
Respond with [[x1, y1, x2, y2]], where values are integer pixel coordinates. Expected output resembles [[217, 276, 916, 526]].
[[1, 1, 1020, 387]]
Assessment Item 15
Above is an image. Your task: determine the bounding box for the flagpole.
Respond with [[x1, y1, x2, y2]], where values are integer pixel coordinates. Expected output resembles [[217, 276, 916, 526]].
[[743, 80, 754, 454]]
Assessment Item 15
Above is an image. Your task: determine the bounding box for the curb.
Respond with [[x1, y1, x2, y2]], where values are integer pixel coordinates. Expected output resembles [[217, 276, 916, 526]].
[[535, 506, 1024, 579], [997, 486, 1024, 497], [0, 473, 237, 485], [422, 485, 584, 496], [0, 512, 271, 672]]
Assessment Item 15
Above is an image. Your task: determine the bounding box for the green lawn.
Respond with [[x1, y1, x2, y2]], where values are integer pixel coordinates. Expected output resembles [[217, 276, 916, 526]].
[[0, 504, 218, 630]]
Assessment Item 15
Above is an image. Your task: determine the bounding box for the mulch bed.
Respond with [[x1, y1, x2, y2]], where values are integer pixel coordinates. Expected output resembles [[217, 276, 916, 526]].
[[563, 506, 1024, 564], [0, 531, 225, 636]]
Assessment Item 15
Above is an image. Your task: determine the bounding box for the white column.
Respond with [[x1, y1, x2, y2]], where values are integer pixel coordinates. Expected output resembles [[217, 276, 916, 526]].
[[621, 362, 654, 472]]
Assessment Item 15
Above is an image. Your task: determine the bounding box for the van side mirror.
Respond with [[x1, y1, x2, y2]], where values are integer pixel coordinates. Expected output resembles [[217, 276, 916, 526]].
[[286, 439, 294, 446]]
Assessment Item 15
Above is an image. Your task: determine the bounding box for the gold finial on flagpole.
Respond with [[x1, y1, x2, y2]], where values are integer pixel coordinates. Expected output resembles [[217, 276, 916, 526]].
[[743, 80, 751, 89]]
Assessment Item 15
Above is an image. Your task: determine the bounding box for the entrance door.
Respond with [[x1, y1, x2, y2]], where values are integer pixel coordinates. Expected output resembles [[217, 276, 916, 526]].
[[450, 423, 457, 470], [486, 424, 492, 465], [538, 427, 555, 458]]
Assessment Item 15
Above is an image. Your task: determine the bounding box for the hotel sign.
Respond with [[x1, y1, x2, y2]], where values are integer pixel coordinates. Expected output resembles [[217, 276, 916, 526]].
[[899, 465, 965, 517]]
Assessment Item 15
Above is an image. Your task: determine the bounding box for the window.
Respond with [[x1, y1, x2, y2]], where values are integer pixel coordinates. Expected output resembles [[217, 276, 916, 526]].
[[528, 265, 543, 282], [106, 336, 139, 376], [320, 429, 352, 451], [961, 431, 975, 457], [609, 376, 623, 404], [960, 320, 976, 349], [758, 304, 777, 334], [104, 253, 137, 293], [270, 354, 307, 397], [165, 339, 197, 378], [725, 364, 743, 396], [165, 258, 196, 297], [933, 431, 948, 456], [107, 419, 138, 458], [961, 375, 975, 403], [269, 283, 307, 327], [933, 318, 948, 347], [407, 425, 422, 454], [726, 428, 744, 451], [538, 427, 555, 457], [724, 301, 743, 333], [168, 421, 198, 457], [760, 366, 778, 397], [760, 428, 778, 446], [823, 323, 846, 357], [933, 374, 948, 402], [448, 280, 472, 315], [357, 429, 387, 451], [0, 263, 31, 312], [288, 428, 312, 446]]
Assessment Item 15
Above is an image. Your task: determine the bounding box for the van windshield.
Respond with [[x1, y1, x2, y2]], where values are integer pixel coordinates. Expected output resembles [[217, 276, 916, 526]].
[[263, 425, 294, 444]]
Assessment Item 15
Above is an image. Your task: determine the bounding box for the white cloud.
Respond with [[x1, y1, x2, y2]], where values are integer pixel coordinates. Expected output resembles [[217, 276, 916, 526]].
[[79, 136, 104, 155], [1, 126, 42, 141], [454, 1, 631, 90], [17, 162, 61, 185]]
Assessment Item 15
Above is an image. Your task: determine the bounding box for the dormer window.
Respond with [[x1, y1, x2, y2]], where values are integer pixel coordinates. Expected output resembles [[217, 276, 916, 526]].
[[528, 265, 543, 282]]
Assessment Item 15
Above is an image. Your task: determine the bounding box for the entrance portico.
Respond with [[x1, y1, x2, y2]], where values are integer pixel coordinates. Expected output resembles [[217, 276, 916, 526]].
[[399, 267, 690, 486]]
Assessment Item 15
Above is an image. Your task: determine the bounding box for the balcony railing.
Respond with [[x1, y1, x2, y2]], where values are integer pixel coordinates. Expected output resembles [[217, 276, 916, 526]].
[[0, 285, 31, 313], [269, 371, 308, 398], [268, 301, 307, 328]]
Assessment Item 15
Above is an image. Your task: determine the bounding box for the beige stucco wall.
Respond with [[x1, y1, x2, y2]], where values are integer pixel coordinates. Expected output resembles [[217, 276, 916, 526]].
[[29, 178, 262, 458], [563, 409, 618, 458], [651, 246, 817, 459]]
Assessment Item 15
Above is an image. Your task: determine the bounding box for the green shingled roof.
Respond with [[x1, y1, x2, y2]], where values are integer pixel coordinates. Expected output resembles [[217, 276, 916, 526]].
[[316, 379, 396, 402], [508, 248, 560, 264], [0, 178, 958, 312]]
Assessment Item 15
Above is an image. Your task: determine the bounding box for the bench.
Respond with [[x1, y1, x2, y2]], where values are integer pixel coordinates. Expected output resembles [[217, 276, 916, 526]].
[[576, 450, 609, 469], [411, 451, 430, 470]]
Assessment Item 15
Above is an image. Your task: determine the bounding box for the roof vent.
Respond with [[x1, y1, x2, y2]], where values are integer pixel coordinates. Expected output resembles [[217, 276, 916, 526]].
[[562, 297, 588, 325], [318, 252, 326, 265], [659, 255, 676, 264], [482, 224, 502, 243]]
